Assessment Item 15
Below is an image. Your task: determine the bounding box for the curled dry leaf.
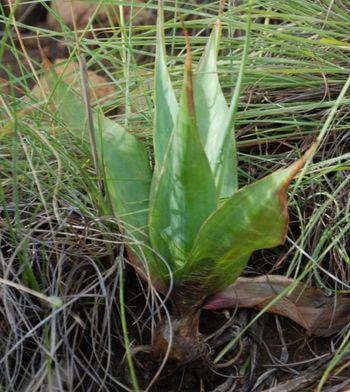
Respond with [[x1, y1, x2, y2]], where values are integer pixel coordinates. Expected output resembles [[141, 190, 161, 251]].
[[47, 0, 148, 31], [204, 275, 350, 337], [32, 59, 115, 106], [47, 1, 117, 30]]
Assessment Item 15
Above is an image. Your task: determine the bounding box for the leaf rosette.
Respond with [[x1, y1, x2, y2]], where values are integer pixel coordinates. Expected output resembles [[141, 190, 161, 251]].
[[45, 3, 327, 362]]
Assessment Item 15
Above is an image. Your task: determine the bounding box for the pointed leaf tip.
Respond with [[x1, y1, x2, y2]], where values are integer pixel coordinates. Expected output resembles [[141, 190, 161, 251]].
[[154, 2, 178, 169], [182, 19, 195, 117], [278, 143, 316, 242], [218, 0, 226, 16], [194, 19, 237, 198]]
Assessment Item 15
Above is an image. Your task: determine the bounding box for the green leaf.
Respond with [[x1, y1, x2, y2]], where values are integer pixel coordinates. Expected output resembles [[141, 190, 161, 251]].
[[46, 65, 167, 280], [194, 20, 237, 198], [154, 2, 178, 169], [149, 44, 217, 279], [188, 152, 311, 292]]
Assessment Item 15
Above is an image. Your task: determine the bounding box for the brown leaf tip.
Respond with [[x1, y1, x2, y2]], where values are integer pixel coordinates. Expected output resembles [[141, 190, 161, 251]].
[[279, 143, 316, 243], [218, 0, 226, 16]]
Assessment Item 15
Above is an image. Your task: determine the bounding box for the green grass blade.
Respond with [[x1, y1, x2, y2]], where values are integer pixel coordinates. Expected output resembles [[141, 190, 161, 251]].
[[194, 20, 237, 198], [119, 261, 140, 392], [149, 39, 217, 278], [189, 149, 312, 292], [154, 0, 178, 169]]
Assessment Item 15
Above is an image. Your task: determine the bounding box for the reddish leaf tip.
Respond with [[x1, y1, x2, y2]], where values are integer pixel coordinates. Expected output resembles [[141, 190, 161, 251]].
[[218, 0, 226, 16], [180, 18, 195, 116], [278, 143, 316, 243], [215, 19, 222, 29]]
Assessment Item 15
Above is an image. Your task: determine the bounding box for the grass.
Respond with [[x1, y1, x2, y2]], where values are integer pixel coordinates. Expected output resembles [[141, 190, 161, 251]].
[[1, 0, 350, 390]]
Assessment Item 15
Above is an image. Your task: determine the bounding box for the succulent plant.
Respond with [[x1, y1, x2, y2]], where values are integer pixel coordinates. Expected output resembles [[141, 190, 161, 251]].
[[47, 3, 314, 362]]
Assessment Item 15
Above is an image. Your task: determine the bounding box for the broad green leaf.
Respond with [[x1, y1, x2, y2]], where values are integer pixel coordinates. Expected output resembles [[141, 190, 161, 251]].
[[154, 2, 178, 169], [188, 153, 311, 292], [194, 20, 237, 198], [46, 66, 167, 280], [149, 47, 217, 279]]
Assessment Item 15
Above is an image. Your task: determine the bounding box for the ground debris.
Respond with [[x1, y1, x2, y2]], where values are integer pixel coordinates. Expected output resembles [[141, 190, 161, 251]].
[[205, 275, 350, 337]]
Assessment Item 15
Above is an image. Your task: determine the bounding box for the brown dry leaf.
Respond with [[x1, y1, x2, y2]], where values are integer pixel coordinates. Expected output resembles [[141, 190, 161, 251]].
[[204, 275, 350, 337], [47, 1, 118, 30], [47, 0, 150, 30], [47, 0, 117, 30], [47, 0, 150, 31], [32, 58, 115, 106]]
